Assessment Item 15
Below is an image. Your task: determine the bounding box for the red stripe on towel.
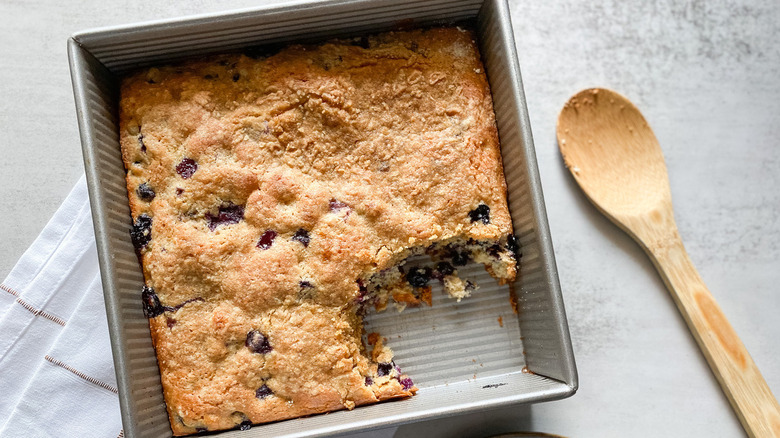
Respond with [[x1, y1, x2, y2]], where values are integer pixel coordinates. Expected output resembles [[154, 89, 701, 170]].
[[1, 283, 20, 297], [13, 297, 67, 326], [44, 355, 118, 394]]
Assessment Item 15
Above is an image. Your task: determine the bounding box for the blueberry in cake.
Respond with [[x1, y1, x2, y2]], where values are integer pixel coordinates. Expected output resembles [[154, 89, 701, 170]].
[[119, 26, 519, 435]]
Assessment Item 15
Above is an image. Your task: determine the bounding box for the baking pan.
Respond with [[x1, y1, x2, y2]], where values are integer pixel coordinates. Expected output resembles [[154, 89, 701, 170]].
[[68, 0, 577, 436]]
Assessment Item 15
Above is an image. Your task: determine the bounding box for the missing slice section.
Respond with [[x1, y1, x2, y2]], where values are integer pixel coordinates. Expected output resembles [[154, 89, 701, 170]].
[[355, 234, 519, 396]]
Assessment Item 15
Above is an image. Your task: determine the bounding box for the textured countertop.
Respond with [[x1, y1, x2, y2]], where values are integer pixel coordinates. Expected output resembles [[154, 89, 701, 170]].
[[1, 0, 778, 436]]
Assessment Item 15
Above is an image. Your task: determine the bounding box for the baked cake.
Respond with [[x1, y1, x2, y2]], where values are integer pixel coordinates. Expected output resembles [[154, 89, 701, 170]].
[[119, 27, 519, 435]]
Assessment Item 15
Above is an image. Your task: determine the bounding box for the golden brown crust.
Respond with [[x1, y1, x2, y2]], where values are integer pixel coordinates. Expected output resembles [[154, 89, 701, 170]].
[[120, 27, 513, 435]]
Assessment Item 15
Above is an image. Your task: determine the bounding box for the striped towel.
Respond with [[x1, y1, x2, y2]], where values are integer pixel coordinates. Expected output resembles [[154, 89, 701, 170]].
[[0, 176, 123, 437]]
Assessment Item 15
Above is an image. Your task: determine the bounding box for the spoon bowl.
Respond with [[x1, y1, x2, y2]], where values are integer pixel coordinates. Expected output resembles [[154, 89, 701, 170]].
[[558, 88, 668, 220], [557, 88, 780, 438]]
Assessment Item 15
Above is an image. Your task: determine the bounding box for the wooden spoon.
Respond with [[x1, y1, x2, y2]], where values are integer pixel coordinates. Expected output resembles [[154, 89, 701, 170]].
[[557, 88, 780, 437]]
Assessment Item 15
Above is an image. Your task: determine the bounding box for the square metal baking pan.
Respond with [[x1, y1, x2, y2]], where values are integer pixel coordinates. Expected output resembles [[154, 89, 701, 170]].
[[68, 0, 577, 436]]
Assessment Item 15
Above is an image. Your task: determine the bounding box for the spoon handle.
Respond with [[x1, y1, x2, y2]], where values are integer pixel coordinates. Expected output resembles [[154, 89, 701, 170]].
[[636, 218, 780, 437]]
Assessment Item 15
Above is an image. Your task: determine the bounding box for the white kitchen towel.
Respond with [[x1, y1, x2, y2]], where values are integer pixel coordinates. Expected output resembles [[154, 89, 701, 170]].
[[0, 175, 123, 438]]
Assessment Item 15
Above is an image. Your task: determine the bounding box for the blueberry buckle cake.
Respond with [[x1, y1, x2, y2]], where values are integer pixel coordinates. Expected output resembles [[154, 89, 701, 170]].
[[119, 27, 519, 435]]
